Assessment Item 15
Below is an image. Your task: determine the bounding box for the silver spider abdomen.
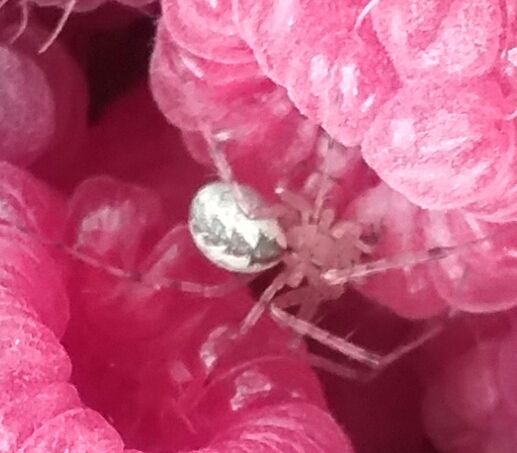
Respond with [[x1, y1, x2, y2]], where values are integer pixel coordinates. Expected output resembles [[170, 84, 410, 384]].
[[188, 182, 285, 273]]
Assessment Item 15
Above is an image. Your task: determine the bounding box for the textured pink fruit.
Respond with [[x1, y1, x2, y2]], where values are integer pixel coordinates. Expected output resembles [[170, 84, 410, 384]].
[[0, 161, 67, 241], [18, 29, 87, 178], [161, 0, 255, 63], [0, 382, 81, 451], [232, 0, 401, 146], [208, 403, 355, 453], [370, 0, 502, 81], [0, 163, 69, 336], [0, 39, 55, 166], [177, 0, 235, 34], [18, 408, 124, 453], [0, 23, 88, 169], [0, 312, 71, 397], [65, 176, 165, 267], [63, 176, 172, 339], [459, 126, 517, 221], [149, 25, 200, 131], [361, 78, 513, 212], [421, 315, 517, 453], [150, 21, 278, 131], [0, 227, 70, 338]]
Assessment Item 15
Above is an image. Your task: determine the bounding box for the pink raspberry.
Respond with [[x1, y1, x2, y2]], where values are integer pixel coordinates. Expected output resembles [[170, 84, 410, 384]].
[[0, 22, 88, 169], [370, 0, 502, 81], [232, 0, 401, 146], [421, 313, 517, 453], [361, 78, 514, 215], [3, 2, 517, 453]]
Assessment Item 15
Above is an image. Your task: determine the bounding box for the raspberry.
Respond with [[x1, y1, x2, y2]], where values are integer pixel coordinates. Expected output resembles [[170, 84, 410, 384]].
[[232, 0, 401, 146], [2, 2, 517, 452], [161, 0, 254, 63], [421, 314, 517, 453], [0, 36, 55, 166], [361, 78, 513, 214], [370, 0, 502, 81]]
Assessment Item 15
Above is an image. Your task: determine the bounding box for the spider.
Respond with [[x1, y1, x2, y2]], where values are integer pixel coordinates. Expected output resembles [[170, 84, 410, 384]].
[[184, 130, 491, 379]]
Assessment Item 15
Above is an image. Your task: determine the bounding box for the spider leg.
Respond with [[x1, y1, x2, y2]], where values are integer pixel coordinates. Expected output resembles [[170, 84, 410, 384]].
[[354, 0, 382, 31], [312, 134, 336, 221], [200, 128, 287, 221], [307, 353, 372, 381], [273, 284, 342, 320], [200, 128, 263, 219], [8, 0, 29, 43], [65, 240, 253, 298], [202, 129, 234, 185], [330, 220, 363, 239], [275, 186, 313, 218], [322, 235, 494, 285], [8, 221, 250, 298], [270, 304, 382, 367], [275, 286, 329, 352], [238, 271, 289, 335], [269, 304, 445, 371], [329, 219, 374, 255], [38, 0, 77, 53], [143, 273, 256, 298]]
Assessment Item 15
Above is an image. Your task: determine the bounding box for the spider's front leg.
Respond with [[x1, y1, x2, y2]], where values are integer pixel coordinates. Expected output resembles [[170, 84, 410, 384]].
[[322, 233, 495, 286], [269, 304, 447, 380], [238, 269, 291, 335], [238, 243, 330, 333]]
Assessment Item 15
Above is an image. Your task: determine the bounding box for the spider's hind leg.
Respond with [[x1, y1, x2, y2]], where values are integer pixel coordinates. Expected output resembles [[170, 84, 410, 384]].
[[13, 219, 252, 299]]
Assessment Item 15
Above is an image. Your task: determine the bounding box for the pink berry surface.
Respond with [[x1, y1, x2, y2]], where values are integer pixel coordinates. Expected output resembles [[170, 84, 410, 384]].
[[370, 0, 502, 81], [1, 2, 517, 453]]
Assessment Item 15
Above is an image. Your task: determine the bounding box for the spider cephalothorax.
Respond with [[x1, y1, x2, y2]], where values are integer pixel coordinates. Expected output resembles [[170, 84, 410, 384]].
[[273, 186, 375, 290]]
